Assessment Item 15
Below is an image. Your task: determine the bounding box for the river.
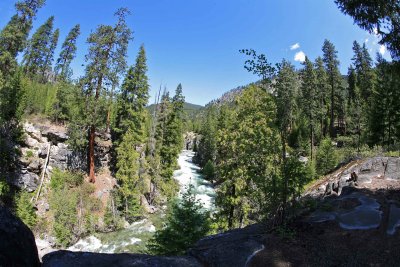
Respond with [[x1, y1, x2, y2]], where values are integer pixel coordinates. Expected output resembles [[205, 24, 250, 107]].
[[66, 150, 215, 253]]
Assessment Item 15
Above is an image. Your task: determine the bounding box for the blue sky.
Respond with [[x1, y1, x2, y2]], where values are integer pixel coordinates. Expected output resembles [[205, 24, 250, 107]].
[[0, 0, 391, 105]]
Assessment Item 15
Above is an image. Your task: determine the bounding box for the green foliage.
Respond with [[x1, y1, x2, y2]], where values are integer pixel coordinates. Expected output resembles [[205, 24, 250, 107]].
[[216, 85, 281, 229], [50, 168, 83, 190], [114, 45, 150, 220], [335, 0, 400, 60], [147, 184, 210, 256], [23, 16, 56, 80], [49, 169, 100, 247], [0, 179, 10, 198], [55, 24, 80, 81], [202, 160, 215, 181], [316, 138, 338, 175], [16, 190, 37, 228], [50, 187, 78, 246]]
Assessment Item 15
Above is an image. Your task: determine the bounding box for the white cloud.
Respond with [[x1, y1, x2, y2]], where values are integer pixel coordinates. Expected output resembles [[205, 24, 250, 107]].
[[290, 43, 300, 50], [379, 45, 386, 55], [294, 51, 306, 62]]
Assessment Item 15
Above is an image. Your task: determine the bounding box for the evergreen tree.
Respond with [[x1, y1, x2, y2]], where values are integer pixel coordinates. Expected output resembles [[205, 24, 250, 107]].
[[77, 8, 131, 182], [322, 39, 341, 137], [316, 137, 338, 175], [216, 85, 280, 229], [23, 16, 55, 79], [300, 57, 318, 160], [41, 28, 59, 81], [369, 55, 400, 147], [16, 190, 37, 228], [275, 59, 299, 213], [335, 0, 400, 60], [54, 24, 80, 81], [147, 184, 210, 256], [346, 64, 362, 150], [314, 57, 329, 139], [160, 84, 185, 180], [115, 45, 150, 218], [197, 106, 217, 167], [0, 0, 45, 76]]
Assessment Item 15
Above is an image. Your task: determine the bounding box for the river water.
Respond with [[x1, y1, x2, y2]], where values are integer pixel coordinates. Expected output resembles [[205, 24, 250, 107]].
[[66, 150, 215, 253]]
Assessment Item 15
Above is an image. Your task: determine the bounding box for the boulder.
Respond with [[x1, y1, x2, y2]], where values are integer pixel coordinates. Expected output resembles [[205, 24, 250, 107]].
[[11, 172, 39, 192], [42, 251, 201, 267], [0, 206, 40, 267], [188, 223, 265, 267]]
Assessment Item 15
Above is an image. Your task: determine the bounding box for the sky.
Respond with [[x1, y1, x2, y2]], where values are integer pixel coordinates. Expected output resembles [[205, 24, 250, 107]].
[[0, 0, 392, 106]]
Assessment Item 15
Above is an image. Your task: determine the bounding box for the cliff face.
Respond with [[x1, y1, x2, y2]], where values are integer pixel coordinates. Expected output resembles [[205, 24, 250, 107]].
[[11, 121, 111, 193]]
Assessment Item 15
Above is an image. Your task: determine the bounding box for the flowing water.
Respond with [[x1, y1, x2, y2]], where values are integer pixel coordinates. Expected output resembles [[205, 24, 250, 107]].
[[66, 150, 215, 253]]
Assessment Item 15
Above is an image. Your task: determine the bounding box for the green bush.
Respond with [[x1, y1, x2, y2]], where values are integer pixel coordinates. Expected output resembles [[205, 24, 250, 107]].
[[316, 138, 338, 175], [16, 190, 37, 228], [147, 184, 210, 256], [50, 168, 84, 190], [50, 188, 78, 246], [26, 150, 34, 158]]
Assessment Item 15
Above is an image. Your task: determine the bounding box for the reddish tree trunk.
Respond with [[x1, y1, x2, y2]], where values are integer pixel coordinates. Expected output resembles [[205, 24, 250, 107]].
[[89, 125, 96, 183]]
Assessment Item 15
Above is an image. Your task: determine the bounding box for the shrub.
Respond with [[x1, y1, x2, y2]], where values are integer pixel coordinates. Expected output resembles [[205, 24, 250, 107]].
[[16, 190, 37, 228], [316, 138, 338, 175], [50, 168, 83, 190]]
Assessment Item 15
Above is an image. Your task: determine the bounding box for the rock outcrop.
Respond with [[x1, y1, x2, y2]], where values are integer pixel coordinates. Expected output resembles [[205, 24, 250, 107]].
[[10, 122, 112, 192], [0, 206, 40, 267], [305, 156, 400, 198], [42, 251, 201, 267], [183, 132, 199, 150]]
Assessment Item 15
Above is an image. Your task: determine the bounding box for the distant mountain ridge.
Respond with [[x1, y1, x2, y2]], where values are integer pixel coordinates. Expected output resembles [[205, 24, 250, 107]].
[[147, 102, 204, 119]]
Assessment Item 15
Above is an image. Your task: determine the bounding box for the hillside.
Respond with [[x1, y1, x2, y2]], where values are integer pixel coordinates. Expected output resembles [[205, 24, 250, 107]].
[[147, 102, 203, 119]]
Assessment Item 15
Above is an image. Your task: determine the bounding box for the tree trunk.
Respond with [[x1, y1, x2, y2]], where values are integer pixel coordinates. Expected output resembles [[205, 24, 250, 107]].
[[330, 81, 335, 138], [228, 184, 235, 229], [88, 125, 96, 183], [88, 74, 103, 183]]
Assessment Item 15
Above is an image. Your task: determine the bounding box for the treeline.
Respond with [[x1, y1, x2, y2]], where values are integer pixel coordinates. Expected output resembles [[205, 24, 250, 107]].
[[196, 38, 399, 230], [0, 0, 187, 245]]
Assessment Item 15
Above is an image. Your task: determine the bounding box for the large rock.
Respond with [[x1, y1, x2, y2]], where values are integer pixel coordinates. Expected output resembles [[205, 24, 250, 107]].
[[0, 206, 40, 267], [42, 251, 201, 267], [11, 171, 39, 192], [189, 224, 265, 267]]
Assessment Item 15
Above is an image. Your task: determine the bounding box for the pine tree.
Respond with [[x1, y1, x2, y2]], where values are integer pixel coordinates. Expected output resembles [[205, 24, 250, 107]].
[[54, 24, 81, 81], [300, 57, 318, 160], [335, 0, 400, 60], [23, 16, 55, 79], [314, 57, 329, 139], [0, 0, 45, 76], [322, 39, 341, 138], [197, 106, 217, 167], [41, 28, 59, 81], [369, 55, 400, 147], [275, 59, 299, 213], [160, 84, 185, 179], [147, 184, 210, 256], [78, 8, 132, 183], [115, 45, 150, 218]]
